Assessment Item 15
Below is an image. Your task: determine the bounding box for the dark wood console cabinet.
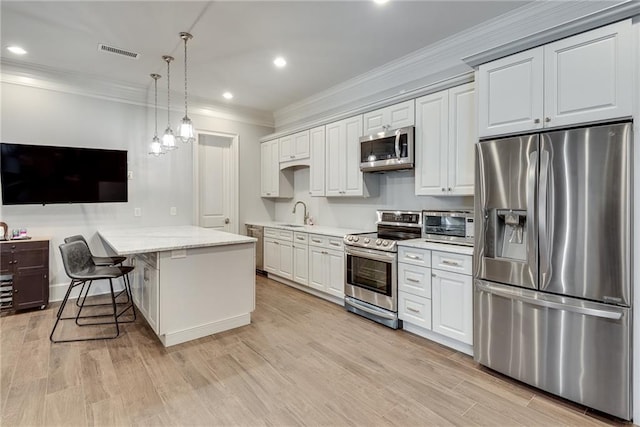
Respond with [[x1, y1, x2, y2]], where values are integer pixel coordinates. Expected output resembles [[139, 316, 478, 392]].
[[0, 239, 49, 310]]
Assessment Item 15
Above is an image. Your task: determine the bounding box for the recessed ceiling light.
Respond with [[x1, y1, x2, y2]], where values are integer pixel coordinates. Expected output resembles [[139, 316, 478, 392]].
[[7, 46, 27, 55], [374, 0, 389, 4], [273, 56, 287, 68], [223, 92, 233, 100]]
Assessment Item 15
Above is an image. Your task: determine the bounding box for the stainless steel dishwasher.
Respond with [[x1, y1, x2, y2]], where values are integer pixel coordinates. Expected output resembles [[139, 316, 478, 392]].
[[245, 224, 265, 274]]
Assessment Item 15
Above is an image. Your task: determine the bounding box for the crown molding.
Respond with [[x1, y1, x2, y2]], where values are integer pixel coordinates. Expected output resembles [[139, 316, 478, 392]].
[[1, 59, 275, 128], [463, 1, 640, 68], [273, 0, 638, 131]]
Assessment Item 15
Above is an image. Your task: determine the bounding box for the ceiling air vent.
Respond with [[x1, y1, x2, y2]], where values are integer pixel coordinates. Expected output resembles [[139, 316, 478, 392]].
[[97, 43, 139, 59]]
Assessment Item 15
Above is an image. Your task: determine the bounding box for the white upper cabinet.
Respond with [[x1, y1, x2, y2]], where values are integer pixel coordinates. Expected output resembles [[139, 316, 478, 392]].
[[279, 130, 310, 163], [544, 20, 632, 128], [447, 83, 476, 195], [309, 126, 326, 196], [478, 20, 632, 138], [325, 115, 377, 197], [261, 139, 293, 198], [363, 100, 415, 135], [478, 49, 544, 137], [415, 82, 476, 196]]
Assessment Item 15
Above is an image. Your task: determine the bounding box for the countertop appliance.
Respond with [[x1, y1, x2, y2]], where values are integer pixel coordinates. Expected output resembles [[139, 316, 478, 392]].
[[423, 210, 474, 246], [245, 224, 265, 274], [474, 121, 632, 420], [344, 210, 422, 328], [359, 126, 414, 172]]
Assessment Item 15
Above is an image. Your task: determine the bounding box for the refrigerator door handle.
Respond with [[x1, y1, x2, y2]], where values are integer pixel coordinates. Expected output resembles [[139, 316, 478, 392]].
[[526, 151, 538, 272], [476, 281, 623, 320], [538, 149, 551, 283]]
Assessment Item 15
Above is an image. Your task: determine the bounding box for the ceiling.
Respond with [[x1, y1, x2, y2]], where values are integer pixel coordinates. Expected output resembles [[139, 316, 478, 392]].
[[1, 1, 530, 114]]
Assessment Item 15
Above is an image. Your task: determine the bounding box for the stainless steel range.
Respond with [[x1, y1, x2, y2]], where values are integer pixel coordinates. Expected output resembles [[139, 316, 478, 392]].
[[343, 210, 422, 328]]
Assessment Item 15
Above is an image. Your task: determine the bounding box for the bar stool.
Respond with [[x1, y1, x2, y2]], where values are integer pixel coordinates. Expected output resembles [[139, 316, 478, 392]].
[[50, 241, 134, 343], [63, 235, 130, 308]]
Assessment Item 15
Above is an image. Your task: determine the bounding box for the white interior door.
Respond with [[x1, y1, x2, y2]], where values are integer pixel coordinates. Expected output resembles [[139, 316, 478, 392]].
[[196, 132, 236, 232]]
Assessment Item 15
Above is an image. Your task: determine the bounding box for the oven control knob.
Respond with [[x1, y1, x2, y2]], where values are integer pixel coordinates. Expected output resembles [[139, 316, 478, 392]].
[[353, 237, 360, 242], [376, 239, 382, 245], [382, 240, 389, 246], [347, 236, 353, 241], [363, 238, 370, 244]]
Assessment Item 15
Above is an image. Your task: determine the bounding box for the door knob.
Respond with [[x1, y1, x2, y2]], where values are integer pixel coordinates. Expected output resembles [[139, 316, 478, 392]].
[[225, 218, 230, 224]]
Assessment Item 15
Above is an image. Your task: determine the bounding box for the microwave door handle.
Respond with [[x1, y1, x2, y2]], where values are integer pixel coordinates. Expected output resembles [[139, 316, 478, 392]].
[[395, 129, 401, 159]]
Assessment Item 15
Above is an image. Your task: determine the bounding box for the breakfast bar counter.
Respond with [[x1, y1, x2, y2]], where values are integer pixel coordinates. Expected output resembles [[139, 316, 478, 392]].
[[99, 226, 256, 347]]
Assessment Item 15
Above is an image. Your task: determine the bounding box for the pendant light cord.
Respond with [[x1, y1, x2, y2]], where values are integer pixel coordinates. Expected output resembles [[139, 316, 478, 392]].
[[166, 58, 171, 127], [154, 77, 158, 137], [183, 36, 188, 117]]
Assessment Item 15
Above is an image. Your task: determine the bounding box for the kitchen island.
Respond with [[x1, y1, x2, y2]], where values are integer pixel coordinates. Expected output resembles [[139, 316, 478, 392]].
[[98, 226, 256, 347]]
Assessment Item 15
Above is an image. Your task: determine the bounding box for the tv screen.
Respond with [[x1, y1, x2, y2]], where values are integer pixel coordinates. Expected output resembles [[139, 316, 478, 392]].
[[0, 142, 128, 205]]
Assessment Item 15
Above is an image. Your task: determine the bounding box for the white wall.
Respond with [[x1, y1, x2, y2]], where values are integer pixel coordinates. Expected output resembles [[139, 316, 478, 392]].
[[0, 82, 273, 299], [274, 168, 472, 230]]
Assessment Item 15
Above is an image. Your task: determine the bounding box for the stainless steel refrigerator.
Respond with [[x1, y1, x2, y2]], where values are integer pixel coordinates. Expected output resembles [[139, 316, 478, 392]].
[[474, 122, 632, 420]]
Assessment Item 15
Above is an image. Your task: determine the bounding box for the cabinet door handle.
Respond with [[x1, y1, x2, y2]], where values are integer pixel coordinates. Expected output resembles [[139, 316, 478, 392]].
[[296, 236, 305, 241], [290, 155, 295, 159], [545, 117, 551, 123], [406, 277, 420, 283], [534, 118, 540, 124], [432, 273, 437, 278], [13, 289, 19, 293], [406, 254, 421, 260], [273, 241, 280, 245], [321, 251, 328, 255], [442, 260, 461, 267], [312, 239, 322, 243], [441, 188, 445, 192], [448, 187, 452, 192], [329, 241, 340, 247], [143, 267, 149, 282], [406, 306, 420, 313]]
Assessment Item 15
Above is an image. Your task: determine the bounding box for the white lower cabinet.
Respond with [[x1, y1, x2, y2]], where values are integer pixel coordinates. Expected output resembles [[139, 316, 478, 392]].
[[265, 229, 344, 300], [264, 228, 294, 280], [293, 239, 309, 286], [308, 234, 345, 298], [132, 253, 160, 335], [431, 269, 473, 345], [398, 244, 473, 353]]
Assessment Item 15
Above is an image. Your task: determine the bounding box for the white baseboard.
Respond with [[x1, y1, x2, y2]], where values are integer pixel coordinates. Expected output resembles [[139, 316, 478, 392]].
[[159, 313, 251, 347], [402, 322, 473, 356], [49, 280, 126, 302]]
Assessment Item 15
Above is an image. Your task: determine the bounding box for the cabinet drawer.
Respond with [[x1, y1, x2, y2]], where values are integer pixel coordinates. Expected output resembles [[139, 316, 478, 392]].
[[398, 292, 431, 330], [398, 263, 431, 298], [265, 228, 293, 241], [293, 232, 308, 244], [432, 251, 472, 275], [398, 246, 430, 267], [308, 234, 344, 250]]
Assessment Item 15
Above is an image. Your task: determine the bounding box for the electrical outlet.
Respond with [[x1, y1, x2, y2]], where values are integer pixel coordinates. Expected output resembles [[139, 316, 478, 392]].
[[127, 171, 133, 180], [134, 208, 142, 217], [170, 207, 177, 216]]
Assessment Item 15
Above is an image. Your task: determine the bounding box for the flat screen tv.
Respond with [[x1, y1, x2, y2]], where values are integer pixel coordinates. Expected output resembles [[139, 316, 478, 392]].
[[0, 142, 128, 205]]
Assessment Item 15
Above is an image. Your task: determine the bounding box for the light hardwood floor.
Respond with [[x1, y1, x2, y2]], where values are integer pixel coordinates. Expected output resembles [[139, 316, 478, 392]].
[[0, 275, 628, 426]]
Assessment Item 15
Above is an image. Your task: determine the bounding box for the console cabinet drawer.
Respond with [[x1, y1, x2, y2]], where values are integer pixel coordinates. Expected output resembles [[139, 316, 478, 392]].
[[432, 251, 472, 275], [398, 247, 431, 267]]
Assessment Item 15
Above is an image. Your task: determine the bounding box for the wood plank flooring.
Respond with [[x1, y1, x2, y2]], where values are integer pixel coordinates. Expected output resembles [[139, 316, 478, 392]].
[[0, 275, 629, 426]]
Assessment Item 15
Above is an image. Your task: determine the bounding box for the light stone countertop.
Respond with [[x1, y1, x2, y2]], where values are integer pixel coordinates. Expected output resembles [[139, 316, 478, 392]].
[[99, 225, 256, 255], [397, 238, 475, 255], [244, 221, 372, 238]]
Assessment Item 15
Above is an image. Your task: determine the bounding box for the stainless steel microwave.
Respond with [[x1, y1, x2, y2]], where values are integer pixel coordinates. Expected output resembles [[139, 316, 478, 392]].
[[359, 126, 414, 172], [422, 210, 474, 246]]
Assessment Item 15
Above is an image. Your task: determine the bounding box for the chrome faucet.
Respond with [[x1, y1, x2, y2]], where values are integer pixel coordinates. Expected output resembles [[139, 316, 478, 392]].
[[292, 201, 309, 225]]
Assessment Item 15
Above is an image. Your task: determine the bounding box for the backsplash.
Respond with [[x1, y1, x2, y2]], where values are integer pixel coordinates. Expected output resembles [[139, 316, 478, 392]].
[[274, 168, 473, 230]]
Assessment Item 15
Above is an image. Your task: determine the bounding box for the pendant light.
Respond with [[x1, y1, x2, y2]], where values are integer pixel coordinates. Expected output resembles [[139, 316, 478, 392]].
[[177, 32, 195, 143], [161, 55, 177, 150], [149, 73, 165, 156]]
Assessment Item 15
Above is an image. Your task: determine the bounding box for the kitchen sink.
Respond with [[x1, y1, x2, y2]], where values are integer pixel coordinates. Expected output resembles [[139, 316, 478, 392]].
[[280, 224, 305, 228]]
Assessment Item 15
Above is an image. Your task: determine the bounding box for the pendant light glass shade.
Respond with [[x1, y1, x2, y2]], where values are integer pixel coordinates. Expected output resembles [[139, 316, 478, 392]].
[[149, 73, 165, 156], [177, 32, 195, 143], [161, 55, 177, 151]]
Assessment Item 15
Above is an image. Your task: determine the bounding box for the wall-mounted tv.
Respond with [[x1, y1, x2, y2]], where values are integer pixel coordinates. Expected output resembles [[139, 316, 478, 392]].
[[0, 142, 128, 205]]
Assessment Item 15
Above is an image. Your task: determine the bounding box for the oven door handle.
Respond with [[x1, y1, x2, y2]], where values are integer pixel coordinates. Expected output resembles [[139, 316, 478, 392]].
[[345, 297, 397, 320], [345, 246, 396, 263]]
